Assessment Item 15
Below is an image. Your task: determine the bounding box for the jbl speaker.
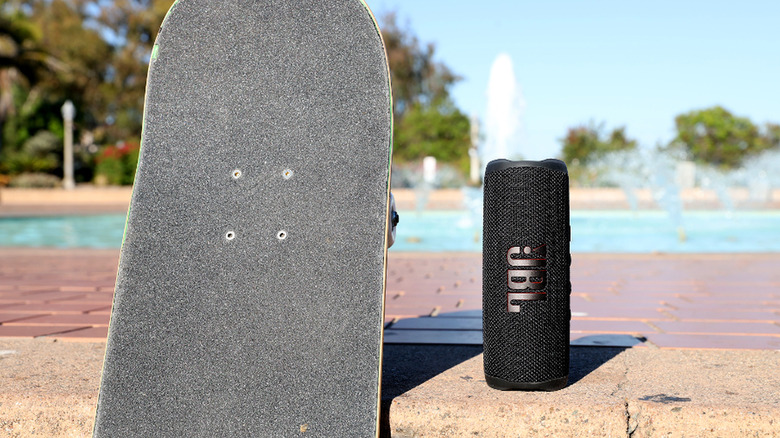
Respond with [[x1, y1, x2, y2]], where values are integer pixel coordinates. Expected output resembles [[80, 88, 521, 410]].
[[482, 158, 571, 391]]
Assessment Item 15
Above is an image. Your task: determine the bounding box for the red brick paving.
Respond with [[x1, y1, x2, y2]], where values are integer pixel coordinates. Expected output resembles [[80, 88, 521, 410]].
[[50, 326, 109, 340], [653, 320, 780, 335], [0, 249, 118, 340], [0, 303, 111, 314], [0, 324, 89, 337], [4, 313, 110, 326], [382, 252, 780, 349], [0, 313, 43, 323], [0, 249, 779, 349]]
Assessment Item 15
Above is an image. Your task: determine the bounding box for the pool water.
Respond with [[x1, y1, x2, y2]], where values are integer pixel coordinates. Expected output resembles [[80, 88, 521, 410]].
[[1, 210, 779, 253], [0, 214, 127, 249], [393, 210, 780, 253]]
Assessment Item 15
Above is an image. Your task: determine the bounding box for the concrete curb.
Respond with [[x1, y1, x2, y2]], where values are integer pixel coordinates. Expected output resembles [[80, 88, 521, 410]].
[[4, 187, 780, 213], [1, 338, 778, 437], [0, 338, 102, 437], [386, 346, 780, 437]]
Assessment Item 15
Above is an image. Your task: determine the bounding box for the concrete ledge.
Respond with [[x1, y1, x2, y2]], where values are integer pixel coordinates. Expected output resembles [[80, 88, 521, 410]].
[[0, 338, 103, 437], [0, 187, 132, 206], [0, 187, 132, 216], [389, 188, 780, 211], [385, 345, 780, 437], [4, 187, 780, 214], [1, 338, 778, 437]]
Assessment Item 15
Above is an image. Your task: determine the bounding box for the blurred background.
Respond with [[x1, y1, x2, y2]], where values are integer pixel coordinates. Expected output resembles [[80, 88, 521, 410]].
[[1, 4, 778, 429], [1, 0, 779, 252]]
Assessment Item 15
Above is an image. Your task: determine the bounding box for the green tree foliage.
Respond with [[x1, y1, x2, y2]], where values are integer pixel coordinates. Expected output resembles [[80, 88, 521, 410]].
[[560, 121, 637, 166], [4, 130, 60, 173], [0, 4, 471, 184], [28, 0, 112, 140], [382, 13, 457, 119], [393, 100, 470, 162], [765, 123, 780, 149], [381, 13, 470, 168], [559, 122, 638, 186], [87, 0, 175, 142], [671, 106, 775, 169], [0, 0, 173, 183], [0, 6, 63, 152]]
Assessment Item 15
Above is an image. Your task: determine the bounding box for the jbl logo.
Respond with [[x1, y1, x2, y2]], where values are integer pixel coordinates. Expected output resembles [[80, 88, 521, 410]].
[[506, 245, 547, 312]]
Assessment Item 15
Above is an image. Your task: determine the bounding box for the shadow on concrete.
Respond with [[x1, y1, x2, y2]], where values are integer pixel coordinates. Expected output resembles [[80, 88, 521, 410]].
[[379, 333, 645, 435], [569, 346, 626, 386], [380, 344, 482, 437], [569, 334, 646, 386]]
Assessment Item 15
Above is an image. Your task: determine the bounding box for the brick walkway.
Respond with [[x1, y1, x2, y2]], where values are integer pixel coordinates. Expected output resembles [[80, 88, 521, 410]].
[[0, 249, 778, 349]]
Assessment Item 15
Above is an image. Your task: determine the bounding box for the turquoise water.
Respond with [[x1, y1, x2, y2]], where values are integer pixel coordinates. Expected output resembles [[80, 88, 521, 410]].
[[0, 214, 127, 249], [1, 210, 779, 252], [393, 210, 780, 253]]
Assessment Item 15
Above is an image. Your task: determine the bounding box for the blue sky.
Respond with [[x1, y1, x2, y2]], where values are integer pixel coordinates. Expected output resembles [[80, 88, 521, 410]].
[[365, 0, 780, 160]]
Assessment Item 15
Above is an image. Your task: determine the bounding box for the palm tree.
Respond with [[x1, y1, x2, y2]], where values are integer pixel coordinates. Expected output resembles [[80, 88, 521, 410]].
[[0, 9, 62, 151]]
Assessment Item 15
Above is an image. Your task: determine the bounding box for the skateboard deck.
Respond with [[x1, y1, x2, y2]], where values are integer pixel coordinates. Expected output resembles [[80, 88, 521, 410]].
[[93, 0, 392, 436]]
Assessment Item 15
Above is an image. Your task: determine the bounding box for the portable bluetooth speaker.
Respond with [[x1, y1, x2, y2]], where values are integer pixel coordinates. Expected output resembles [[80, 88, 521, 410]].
[[482, 158, 570, 391]]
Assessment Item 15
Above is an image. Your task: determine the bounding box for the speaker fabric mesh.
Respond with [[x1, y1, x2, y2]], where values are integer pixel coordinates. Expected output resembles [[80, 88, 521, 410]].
[[482, 160, 570, 386]]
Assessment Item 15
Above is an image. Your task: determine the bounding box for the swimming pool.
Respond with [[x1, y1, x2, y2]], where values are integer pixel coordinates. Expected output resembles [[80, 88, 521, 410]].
[[0, 214, 128, 249], [393, 209, 780, 253], [1, 210, 779, 252]]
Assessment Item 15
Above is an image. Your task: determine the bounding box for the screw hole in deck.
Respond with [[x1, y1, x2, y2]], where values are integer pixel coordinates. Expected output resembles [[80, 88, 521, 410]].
[[226, 231, 236, 241], [232, 169, 242, 179], [277, 230, 287, 240], [282, 169, 293, 179]]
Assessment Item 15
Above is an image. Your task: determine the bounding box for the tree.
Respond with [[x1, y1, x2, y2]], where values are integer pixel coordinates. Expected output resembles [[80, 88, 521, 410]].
[[10, 0, 172, 148], [27, 0, 112, 138], [0, 0, 173, 182], [0, 4, 472, 184], [559, 122, 638, 186], [380, 13, 470, 168], [393, 99, 470, 163], [765, 123, 780, 149], [86, 0, 175, 142], [560, 121, 637, 166], [0, 7, 63, 152], [670, 106, 772, 169], [381, 13, 458, 119]]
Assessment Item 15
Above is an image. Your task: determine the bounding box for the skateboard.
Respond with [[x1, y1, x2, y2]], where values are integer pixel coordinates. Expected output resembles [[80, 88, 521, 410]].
[[93, 0, 393, 436]]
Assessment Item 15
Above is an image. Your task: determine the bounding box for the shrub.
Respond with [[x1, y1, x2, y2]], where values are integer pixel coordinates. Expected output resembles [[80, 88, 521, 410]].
[[94, 142, 140, 185], [8, 172, 62, 188], [1, 131, 61, 175]]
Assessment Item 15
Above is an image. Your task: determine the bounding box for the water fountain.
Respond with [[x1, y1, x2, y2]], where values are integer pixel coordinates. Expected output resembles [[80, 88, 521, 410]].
[[697, 165, 735, 214], [481, 53, 526, 164], [457, 54, 528, 244], [393, 48, 780, 253], [729, 149, 780, 207], [400, 52, 526, 247], [595, 148, 687, 240], [413, 156, 437, 214], [593, 143, 780, 248]]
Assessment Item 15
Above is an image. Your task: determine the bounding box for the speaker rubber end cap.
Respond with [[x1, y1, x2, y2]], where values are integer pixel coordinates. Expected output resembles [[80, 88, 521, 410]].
[[485, 373, 568, 391], [484, 158, 568, 176]]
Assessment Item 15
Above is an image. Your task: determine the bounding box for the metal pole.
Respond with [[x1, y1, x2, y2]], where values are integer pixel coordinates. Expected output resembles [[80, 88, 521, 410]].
[[61, 100, 76, 190]]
